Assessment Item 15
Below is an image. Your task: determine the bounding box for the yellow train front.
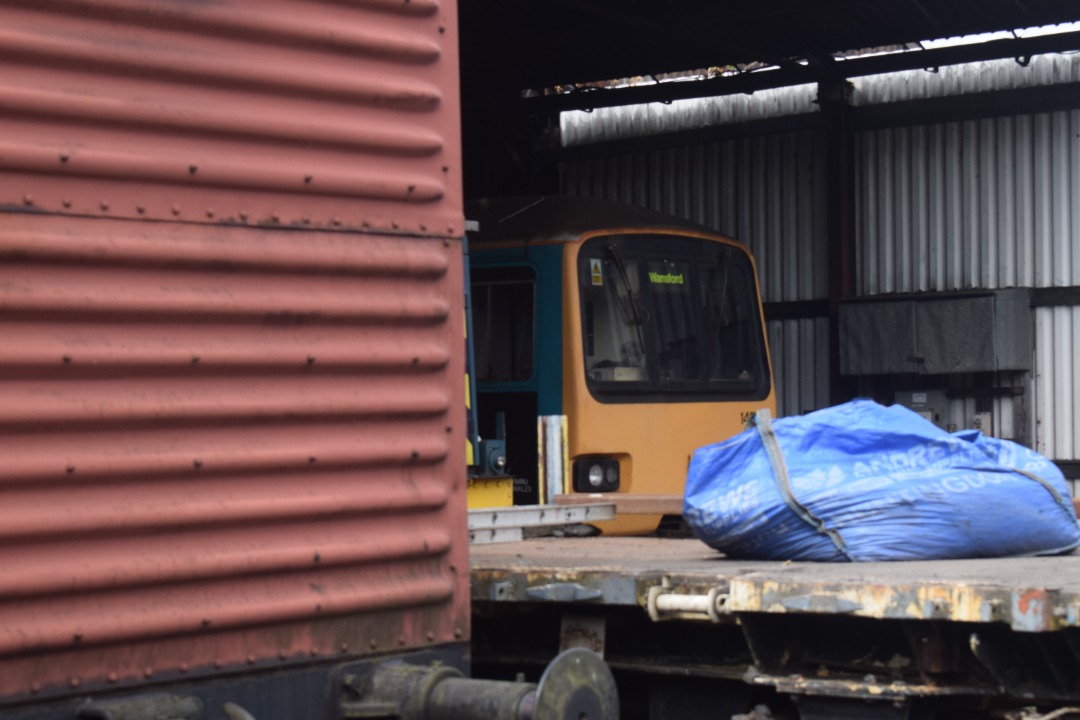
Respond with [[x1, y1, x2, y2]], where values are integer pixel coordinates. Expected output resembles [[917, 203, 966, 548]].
[[468, 197, 777, 534]]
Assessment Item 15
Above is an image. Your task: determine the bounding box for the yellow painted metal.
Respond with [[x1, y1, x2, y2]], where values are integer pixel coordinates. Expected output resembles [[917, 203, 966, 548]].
[[561, 231, 777, 535], [467, 477, 514, 509]]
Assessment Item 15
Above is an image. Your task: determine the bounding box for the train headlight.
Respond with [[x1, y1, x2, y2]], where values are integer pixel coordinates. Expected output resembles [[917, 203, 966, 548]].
[[574, 458, 619, 493]]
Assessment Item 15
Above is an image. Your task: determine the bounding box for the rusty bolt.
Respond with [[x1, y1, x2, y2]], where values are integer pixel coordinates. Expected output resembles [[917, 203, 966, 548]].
[[308, 456, 317, 464], [62, 198, 72, 208], [445, 426, 452, 433], [191, 355, 200, 365], [304, 175, 313, 184], [193, 459, 202, 469], [447, 225, 455, 235], [136, 204, 145, 214], [172, 205, 181, 216], [62, 354, 72, 364], [23, 194, 33, 206], [331, 217, 341, 226], [59, 153, 69, 163], [189, 164, 198, 175], [206, 208, 214, 218], [443, 238, 450, 247], [441, 165, 449, 173], [392, 221, 400, 229], [438, 25, 445, 33], [100, 201, 109, 211], [449, 564, 457, 572], [411, 450, 420, 461], [420, 223, 427, 231], [201, 618, 212, 628], [66, 465, 75, 474], [307, 355, 316, 365], [407, 184, 416, 193]]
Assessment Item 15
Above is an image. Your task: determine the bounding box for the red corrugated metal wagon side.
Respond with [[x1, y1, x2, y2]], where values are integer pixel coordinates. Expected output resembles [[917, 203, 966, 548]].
[[0, 2, 534, 717]]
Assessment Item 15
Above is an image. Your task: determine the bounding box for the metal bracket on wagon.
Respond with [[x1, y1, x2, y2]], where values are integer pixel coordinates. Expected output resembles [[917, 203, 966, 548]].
[[468, 503, 615, 544], [646, 577, 730, 623]]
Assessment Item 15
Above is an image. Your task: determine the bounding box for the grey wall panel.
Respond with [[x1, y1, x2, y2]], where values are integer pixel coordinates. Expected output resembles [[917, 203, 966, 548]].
[[767, 318, 831, 418], [1035, 307, 1080, 461]]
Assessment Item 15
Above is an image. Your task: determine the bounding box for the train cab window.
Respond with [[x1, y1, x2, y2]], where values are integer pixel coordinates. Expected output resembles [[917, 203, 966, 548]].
[[579, 234, 769, 402], [471, 267, 535, 382]]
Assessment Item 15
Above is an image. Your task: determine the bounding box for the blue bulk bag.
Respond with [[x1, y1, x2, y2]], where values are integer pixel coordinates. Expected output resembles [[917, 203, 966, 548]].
[[683, 399, 1080, 561]]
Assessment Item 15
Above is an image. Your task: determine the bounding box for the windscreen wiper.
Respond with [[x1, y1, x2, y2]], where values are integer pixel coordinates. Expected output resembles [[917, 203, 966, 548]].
[[606, 244, 647, 363]]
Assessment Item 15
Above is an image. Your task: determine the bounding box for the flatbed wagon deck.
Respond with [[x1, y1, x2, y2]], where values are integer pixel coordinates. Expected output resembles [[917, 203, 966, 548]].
[[471, 538, 1080, 718]]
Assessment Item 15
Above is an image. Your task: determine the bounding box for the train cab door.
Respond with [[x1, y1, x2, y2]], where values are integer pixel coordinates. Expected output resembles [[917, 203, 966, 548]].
[[470, 247, 563, 505]]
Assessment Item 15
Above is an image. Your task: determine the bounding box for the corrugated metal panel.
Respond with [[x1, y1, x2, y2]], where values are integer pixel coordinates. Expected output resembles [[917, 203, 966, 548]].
[[561, 84, 819, 146], [856, 111, 1079, 294], [562, 130, 829, 416], [0, 0, 462, 236], [0, 214, 468, 700], [1035, 307, 1080, 459], [766, 318, 831, 417], [853, 52, 1080, 106], [0, 0, 466, 703]]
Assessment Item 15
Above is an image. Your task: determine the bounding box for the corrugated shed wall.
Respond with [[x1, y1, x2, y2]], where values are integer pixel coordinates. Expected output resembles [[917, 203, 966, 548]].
[[562, 130, 831, 417], [0, 0, 466, 704], [855, 108, 1080, 458]]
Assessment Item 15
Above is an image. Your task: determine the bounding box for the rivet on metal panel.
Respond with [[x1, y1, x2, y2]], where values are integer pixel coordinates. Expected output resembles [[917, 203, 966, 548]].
[[59, 153, 69, 163], [100, 201, 109, 211], [193, 459, 203, 469], [62, 354, 72, 363], [180, 663, 189, 673], [447, 226, 455, 234], [70, 678, 81, 688], [304, 175, 313, 184], [66, 465, 75, 474], [309, 456, 317, 464], [144, 668, 153, 678], [307, 355, 316, 365], [407, 184, 416, 194], [214, 659, 223, 669], [454, 628, 463, 638], [23, 194, 33, 206], [411, 450, 420, 461], [443, 238, 450, 247], [136, 205, 145, 214], [62, 198, 72, 208], [316, 604, 323, 613], [278, 651, 287, 660], [427, 631, 435, 641], [392, 221, 400, 229], [202, 618, 212, 628], [438, 26, 445, 33], [302, 217, 311, 225], [272, 213, 281, 223], [206, 208, 215, 218], [311, 648, 319, 657], [172, 205, 181, 216], [412, 357, 420, 365], [189, 165, 198, 175], [247, 656, 256, 665], [191, 355, 200, 365], [73, 633, 83, 644], [399, 636, 406, 646], [420, 223, 427, 231], [239, 211, 248, 221], [449, 564, 457, 572], [313, 551, 321, 563], [31, 683, 41, 694], [445, 426, 453, 433], [442, 165, 449, 173], [369, 639, 377, 649], [362, 220, 371, 229], [341, 642, 349, 653], [332, 217, 341, 226], [108, 673, 118, 683]]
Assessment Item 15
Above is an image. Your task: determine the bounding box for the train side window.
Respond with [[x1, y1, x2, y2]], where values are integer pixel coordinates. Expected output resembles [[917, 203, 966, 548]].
[[472, 267, 536, 382]]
